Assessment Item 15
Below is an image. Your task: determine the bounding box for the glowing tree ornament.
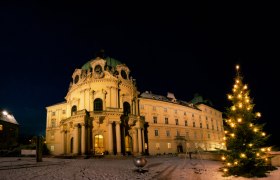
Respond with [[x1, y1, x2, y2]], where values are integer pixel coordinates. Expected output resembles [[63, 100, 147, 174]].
[[221, 65, 275, 177]]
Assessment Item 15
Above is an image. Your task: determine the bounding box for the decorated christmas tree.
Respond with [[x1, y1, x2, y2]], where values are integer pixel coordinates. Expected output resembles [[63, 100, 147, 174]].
[[222, 65, 275, 177]]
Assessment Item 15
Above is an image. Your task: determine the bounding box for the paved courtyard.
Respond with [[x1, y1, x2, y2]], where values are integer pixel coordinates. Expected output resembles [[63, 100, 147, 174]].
[[0, 156, 279, 180]]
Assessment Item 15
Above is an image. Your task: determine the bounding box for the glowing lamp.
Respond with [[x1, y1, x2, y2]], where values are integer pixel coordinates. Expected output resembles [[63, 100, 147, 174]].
[[2, 111, 8, 116], [240, 153, 246, 158]]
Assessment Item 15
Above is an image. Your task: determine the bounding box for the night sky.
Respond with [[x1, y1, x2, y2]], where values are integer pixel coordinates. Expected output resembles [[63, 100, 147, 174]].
[[1, 2, 279, 147]]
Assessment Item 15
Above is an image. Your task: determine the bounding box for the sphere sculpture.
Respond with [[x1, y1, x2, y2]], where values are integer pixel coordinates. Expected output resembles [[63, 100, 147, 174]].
[[133, 156, 147, 172]]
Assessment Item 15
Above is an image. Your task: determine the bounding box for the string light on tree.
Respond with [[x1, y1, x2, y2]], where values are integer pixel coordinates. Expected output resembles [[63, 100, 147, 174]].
[[221, 65, 275, 177]]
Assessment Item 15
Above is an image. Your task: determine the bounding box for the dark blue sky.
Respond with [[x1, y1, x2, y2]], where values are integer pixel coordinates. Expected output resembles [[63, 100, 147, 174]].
[[1, 1, 279, 147]]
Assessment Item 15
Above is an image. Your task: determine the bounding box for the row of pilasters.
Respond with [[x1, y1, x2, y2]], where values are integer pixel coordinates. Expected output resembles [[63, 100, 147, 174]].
[[107, 122, 144, 155], [62, 123, 86, 155]]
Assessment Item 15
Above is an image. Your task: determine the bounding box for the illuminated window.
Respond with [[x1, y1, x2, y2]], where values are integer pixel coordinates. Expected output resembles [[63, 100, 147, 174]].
[[175, 119, 179, 125], [167, 143, 171, 149], [155, 130, 159, 136], [153, 116, 157, 124], [51, 145, 54, 151], [94, 134, 104, 148], [156, 143, 160, 150], [0, 124, 3, 131]]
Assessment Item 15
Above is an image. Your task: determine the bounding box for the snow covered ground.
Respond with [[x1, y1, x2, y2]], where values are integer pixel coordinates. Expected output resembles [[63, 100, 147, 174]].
[[0, 156, 279, 180]]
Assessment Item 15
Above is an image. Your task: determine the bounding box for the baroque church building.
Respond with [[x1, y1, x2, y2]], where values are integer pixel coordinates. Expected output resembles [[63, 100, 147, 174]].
[[46, 55, 225, 156]]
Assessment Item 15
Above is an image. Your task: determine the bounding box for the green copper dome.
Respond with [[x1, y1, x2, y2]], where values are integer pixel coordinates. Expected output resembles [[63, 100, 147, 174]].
[[81, 57, 122, 70]]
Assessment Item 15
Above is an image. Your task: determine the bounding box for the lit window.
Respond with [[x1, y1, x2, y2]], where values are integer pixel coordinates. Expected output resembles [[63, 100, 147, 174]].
[[0, 124, 3, 131], [165, 118, 169, 124], [51, 145, 54, 151], [166, 130, 170, 137], [155, 130, 159, 136], [153, 116, 157, 124], [185, 120, 188, 126], [175, 119, 179, 125], [95, 134, 104, 148], [167, 143, 171, 149], [156, 143, 160, 150]]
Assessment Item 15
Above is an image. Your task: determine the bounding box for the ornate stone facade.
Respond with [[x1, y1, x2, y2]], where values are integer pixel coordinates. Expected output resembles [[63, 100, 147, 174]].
[[46, 56, 225, 156]]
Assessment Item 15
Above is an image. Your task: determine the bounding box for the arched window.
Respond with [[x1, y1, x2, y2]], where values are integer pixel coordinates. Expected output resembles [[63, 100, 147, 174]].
[[94, 98, 103, 111], [94, 134, 104, 148], [71, 105, 77, 115], [123, 102, 130, 116]]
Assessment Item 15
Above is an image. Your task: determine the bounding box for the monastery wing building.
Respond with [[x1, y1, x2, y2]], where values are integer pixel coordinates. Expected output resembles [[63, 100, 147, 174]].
[[46, 55, 225, 156]]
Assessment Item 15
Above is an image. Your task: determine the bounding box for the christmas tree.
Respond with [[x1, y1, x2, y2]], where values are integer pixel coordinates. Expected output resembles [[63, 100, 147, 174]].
[[222, 65, 275, 177]]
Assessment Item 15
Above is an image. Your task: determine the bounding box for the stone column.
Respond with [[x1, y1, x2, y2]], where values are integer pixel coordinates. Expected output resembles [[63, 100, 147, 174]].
[[64, 131, 67, 154], [73, 125, 78, 154], [116, 122, 121, 155], [81, 124, 85, 154], [133, 128, 138, 154], [142, 129, 145, 152], [108, 121, 113, 154], [138, 128, 143, 153]]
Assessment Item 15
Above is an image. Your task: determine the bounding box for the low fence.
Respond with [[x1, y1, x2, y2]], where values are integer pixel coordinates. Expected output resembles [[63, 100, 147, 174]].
[[21, 149, 36, 156], [178, 151, 280, 167], [269, 151, 280, 167]]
